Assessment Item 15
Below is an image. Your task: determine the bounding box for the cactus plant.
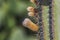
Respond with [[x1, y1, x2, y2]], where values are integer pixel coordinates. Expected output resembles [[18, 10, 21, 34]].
[[23, 0, 59, 40]]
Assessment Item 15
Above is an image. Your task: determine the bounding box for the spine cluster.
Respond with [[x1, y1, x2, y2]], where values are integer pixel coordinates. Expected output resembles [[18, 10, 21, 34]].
[[48, 0, 54, 40], [36, 0, 44, 40]]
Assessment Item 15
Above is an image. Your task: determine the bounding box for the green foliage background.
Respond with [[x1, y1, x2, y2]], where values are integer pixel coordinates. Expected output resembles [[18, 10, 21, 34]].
[[0, 0, 60, 40], [0, 0, 37, 40]]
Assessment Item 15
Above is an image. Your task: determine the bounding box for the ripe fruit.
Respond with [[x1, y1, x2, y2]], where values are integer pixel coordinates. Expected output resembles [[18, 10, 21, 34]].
[[22, 18, 38, 32]]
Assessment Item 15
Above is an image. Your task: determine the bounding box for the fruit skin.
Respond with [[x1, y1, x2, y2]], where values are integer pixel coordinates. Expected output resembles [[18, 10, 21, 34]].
[[27, 7, 34, 12], [30, 0, 36, 3], [22, 18, 39, 32], [28, 12, 34, 17]]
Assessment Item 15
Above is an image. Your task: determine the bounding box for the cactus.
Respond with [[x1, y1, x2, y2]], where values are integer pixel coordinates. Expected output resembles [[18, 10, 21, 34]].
[[23, 0, 59, 40]]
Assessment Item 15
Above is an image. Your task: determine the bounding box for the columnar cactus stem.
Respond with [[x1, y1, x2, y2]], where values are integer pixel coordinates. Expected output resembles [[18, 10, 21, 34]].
[[23, 0, 55, 40]]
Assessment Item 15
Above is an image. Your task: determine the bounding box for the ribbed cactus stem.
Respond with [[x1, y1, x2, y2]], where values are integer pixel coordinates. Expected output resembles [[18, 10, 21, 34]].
[[27, 0, 55, 40]]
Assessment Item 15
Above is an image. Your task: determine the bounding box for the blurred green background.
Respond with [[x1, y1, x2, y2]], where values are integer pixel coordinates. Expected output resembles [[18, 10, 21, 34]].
[[0, 0, 36, 40]]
